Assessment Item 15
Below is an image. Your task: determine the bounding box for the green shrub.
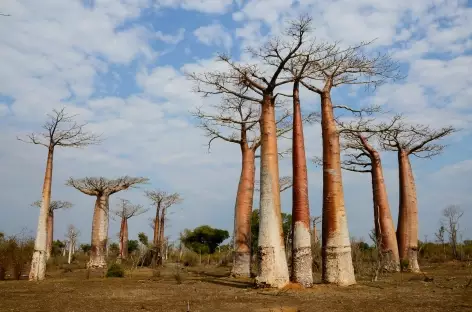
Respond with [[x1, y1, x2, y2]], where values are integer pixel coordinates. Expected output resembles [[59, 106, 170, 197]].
[[106, 263, 125, 278]]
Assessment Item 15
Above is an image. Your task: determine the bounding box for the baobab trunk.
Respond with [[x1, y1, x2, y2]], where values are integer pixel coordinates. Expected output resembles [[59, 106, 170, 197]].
[[29, 147, 54, 281], [291, 80, 313, 287], [68, 240, 73, 264], [89, 194, 109, 268], [256, 94, 289, 288], [119, 217, 129, 259], [370, 153, 400, 271], [152, 208, 160, 266], [231, 147, 255, 278], [46, 211, 54, 260], [320, 92, 355, 286], [397, 150, 420, 272], [158, 210, 166, 266]]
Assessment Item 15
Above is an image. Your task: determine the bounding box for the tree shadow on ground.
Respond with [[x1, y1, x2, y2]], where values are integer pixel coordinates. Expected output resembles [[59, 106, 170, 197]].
[[201, 277, 254, 289]]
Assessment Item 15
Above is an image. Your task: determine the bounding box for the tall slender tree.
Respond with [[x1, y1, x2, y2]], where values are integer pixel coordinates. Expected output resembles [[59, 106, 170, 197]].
[[18, 107, 101, 281], [380, 123, 456, 272], [66, 176, 148, 268], [300, 40, 401, 285], [112, 199, 148, 260], [65, 225, 80, 265], [335, 117, 402, 271], [145, 190, 182, 266], [32, 200, 73, 260], [188, 17, 311, 288], [193, 95, 295, 278]]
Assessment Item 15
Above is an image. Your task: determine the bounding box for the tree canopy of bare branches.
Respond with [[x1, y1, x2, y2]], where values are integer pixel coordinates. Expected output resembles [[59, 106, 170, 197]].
[[380, 122, 457, 158], [66, 176, 149, 196], [17, 107, 102, 149], [113, 198, 148, 220], [32, 200, 73, 214], [442, 205, 464, 260]]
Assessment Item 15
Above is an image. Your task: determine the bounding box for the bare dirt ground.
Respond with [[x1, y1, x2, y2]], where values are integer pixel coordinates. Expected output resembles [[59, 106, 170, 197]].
[[0, 262, 471, 312]]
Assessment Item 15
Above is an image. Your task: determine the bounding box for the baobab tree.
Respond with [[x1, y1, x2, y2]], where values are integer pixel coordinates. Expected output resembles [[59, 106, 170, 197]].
[[66, 176, 148, 268], [65, 225, 80, 264], [145, 190, 182, 266], [188, 17, 312, 288], [18, 107, 101, 281], [300, 40, 401, 285], [380, 123, 456, 271], [336, 117, 402, 271], [193, 94, 299, 278], [32, 200, 73, 260], [112, 199, 148, 260]]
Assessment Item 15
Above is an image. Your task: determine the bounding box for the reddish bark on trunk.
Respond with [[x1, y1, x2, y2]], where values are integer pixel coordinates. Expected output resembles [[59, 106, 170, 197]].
[[231, 147, 256, 277], [119, 217, 129, 259], [320, 92, 355, 285], [370, 152, 400, 271], [291, 80, 313, 287], [397, 150, 420, 272], [158, 208, 166, 266]]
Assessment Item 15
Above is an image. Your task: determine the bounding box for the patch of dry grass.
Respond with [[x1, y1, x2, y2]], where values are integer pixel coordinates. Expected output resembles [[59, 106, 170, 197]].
[[0, 263, 471, 312]]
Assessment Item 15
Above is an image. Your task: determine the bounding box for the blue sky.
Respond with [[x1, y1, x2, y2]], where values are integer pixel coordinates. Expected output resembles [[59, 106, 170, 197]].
[[0, 0, 471, 246]]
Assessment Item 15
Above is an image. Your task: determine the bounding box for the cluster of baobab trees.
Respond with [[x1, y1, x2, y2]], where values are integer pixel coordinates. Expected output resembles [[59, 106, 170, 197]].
[[189, 16, 455, 288], [19, 108, 182, 281]]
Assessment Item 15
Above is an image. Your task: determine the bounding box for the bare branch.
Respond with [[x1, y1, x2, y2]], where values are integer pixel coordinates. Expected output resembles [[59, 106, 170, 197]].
[[17, 107, 103, 149], [66, 176, 149, 196], [113, 198, 148, 220], [32, 200, 73, 214], [145, 189, 183, 211], [379, 122, 458, 158], [255, 176, 293, 193]]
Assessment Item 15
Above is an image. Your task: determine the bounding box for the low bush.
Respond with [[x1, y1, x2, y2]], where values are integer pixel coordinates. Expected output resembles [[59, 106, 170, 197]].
[[106, 263, 125, 278]]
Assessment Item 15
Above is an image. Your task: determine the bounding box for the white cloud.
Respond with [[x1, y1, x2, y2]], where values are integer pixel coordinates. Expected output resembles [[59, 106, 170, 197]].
[[155, 0, 233, 14], [194, 23, 232, 50], [155, 28, 186, 44]]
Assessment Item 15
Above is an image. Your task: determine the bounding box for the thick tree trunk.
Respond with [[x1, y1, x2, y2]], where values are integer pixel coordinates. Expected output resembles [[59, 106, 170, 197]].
[[371, 153, 400, 271], [231, 147, 256, 278], [89, 194, 109, 269], [291, 80, 313, 287], [397, 151, 420, 272], [158, 209, 166, 266], [29, 147, 54, 281], [46, 211, 53, 260], [320, 92, 355, 286], [152, 207, 160, 266], [119, 217, 129, 259], [255, 93, 289, 288]]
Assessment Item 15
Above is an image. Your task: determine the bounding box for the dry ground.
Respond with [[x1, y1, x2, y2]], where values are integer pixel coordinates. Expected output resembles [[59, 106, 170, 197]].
[[0, 262, 471, 312]]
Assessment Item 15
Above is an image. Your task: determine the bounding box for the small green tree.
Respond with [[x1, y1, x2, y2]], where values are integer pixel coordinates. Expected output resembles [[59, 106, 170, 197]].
[[127, 240, 139, 254], [138, 232, 149, 246], [181, 226, 229, 254]]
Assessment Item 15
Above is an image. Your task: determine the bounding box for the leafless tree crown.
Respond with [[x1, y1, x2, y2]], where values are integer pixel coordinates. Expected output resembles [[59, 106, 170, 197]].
[[380, 122, 457, 158], [300, 39, 403, 93], [31, 200, 73, 213], [113, 198, 148, 219], [187, 16, 313, 103], [145, 190, 183, 211], [66, 176, 149, 196], [17, 107, 102, 149], [66, 224, 80, 241]]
